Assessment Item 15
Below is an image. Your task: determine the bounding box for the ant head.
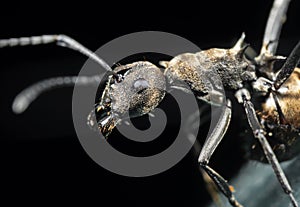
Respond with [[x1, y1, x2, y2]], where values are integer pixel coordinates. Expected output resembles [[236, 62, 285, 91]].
[[92, 61, 166, 137]]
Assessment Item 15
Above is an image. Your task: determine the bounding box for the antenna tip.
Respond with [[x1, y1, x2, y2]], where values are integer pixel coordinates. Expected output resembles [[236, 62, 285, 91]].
[[12, 95, 29, 114]]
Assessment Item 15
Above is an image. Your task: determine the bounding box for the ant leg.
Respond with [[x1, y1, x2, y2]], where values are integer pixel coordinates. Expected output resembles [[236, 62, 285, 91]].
[[266, 41, 300, 122], [198, 100, 243, 207], [235, 88, 298, 207], [273, 41, 300, 89], [201, 169, 223, 207], [0, 35, 112, 72], [12, 75, 100, 114], [198, 100, 231, 164], [186, 105, 223, 207], [193, 139, 224, 207]]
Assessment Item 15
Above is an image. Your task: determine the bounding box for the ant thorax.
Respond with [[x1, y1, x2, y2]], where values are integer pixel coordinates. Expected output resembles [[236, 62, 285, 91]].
[[163, 43, 257, 103], [195, 47, 257, 89]]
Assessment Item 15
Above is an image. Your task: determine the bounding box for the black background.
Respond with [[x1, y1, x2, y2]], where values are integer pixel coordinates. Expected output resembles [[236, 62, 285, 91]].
[[1, 1, 299, 207]]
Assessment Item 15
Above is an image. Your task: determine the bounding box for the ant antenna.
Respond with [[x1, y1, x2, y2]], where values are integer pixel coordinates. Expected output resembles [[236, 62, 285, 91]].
[[0, 34, 113, 72], [12, 75, 101, 114]]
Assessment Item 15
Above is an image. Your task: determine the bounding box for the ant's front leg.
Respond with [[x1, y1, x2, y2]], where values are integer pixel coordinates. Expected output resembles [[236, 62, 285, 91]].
[[186, 105, 223, 207], [198, 100, 243, 207], [235, 88, 298, 207]]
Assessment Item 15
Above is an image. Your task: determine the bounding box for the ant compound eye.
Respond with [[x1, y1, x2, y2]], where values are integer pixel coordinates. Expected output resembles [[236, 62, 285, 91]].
[[133, 78, 149, 93]]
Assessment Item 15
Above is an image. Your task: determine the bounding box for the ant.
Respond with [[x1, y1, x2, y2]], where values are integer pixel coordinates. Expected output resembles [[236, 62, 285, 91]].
[[1, 0, 299, 206]]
